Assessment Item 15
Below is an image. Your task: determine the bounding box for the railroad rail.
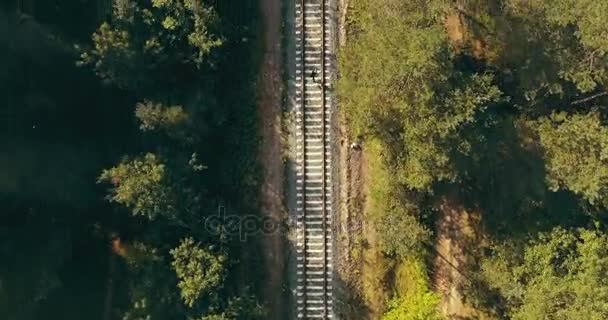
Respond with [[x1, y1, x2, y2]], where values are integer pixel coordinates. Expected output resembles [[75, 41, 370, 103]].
[[294, 0, 334, 318]]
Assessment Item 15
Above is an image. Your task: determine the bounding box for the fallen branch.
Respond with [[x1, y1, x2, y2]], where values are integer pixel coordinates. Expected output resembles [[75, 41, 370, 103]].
[[571, 91, 608, 105]]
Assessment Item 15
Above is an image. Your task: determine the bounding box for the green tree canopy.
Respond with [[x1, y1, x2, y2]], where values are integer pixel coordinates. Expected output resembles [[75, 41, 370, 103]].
[[99, 153, 178, 220], [502, 0, 608, 94], [170, 237, 225, 308], [135, 100, 196, 143], [338, 0, 502, 191], [79, 0, 222, 94], [482, 227, 608, 320], [340, 0, 608, 317], [532, 112, 608, 207], [193, 294, 265, 320], [135, 101, 189, 132]]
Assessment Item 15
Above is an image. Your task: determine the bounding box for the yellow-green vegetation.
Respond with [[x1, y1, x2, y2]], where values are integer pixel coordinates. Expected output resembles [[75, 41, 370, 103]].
[[170, 238, 226, 308], [354, 138, 430, 316], [99, 153, 177, 220], [135, 101, 190, 132], [366, 139, 430, 258], [339, 0, 608, 317], [383, 259, 444, 320]]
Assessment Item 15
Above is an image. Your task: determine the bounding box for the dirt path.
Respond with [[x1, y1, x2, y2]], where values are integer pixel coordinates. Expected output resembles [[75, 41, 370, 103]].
[[432, 193, 482, 319], [256, 0, 286, 318]]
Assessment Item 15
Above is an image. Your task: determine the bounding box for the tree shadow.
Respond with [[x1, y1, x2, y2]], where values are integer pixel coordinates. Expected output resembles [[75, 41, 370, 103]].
[[334, 274, 372, 320], [454, 116, 584, 241], [431, 116, 588, 318]]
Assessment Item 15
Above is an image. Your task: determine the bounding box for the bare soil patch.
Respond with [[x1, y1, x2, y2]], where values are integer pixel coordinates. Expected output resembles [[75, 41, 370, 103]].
[[336, 131, 391, 320], [446, 13, 465, 45], [432, 193, 483, 319], [335, 123, 368, 319], [445, 9, 495, 61]]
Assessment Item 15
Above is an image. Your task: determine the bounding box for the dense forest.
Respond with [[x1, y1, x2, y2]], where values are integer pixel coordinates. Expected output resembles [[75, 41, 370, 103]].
[[339, 0, 608, 319], [4, 0, 608, 319], [0, 1, 265, 319]]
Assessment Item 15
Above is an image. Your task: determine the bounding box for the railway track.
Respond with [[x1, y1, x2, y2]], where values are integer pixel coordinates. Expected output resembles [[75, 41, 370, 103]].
[[294, 0, 334, 318]]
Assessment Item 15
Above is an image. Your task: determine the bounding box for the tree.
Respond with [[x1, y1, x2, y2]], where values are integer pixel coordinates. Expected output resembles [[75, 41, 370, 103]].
[[532, 112, 608, 207], [193, 294, 265, 320], [376, 210, 430, 259], [543, 0, 608, 92], [78, 0, 222, 94], [135, 100, 194, 142], [99, 153, 178, 220], [503, 0, 608, 94], [119, 239, 261, 320], [170, 237, 225, 308], [136, 101, 189, 131], [542, 0, 608, 51], [338, 0, 502, 191], [482, 227, 608, 320]]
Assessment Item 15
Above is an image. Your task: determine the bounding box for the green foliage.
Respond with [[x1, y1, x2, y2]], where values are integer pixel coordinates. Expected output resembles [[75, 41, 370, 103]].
[[341, 0, 608, 316], [197, 315, 228, 320], [170, 237, 226, 308], [135, 100, 195, 142], [366, 139, 431, 257], [543, 0, 608, 52], [376, 210, 430, 259], [79, 0, 222, 93], [482, 227, 608, 319], [383, 293, 443, 320], [220, 294, 266, 319], [99, 153, 177, 220], [533, 112, 608, 206], [505, 0, 608, 93], [135, 101, 190, 132], [192, 294, 265, 320], [123, 241, 164, 268], [120, 240, 261, 320], [338, 0, 502, 191], [338, 0, 449, 136], [383, 259, 444, 320]]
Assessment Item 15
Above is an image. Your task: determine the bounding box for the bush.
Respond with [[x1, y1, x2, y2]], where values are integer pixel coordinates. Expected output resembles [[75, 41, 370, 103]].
[[366, 139, 431, 258], [383, 258, 444, 320]]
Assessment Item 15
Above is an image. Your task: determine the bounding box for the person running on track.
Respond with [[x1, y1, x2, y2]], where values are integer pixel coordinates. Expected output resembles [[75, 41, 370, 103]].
[[311, 68, 318, 84]]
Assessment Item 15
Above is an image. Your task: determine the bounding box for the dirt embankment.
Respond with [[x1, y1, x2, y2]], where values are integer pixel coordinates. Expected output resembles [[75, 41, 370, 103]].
[[334, 0, 389, 319], [256, 0, 286, 318], [335, 125, 374, 319]]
